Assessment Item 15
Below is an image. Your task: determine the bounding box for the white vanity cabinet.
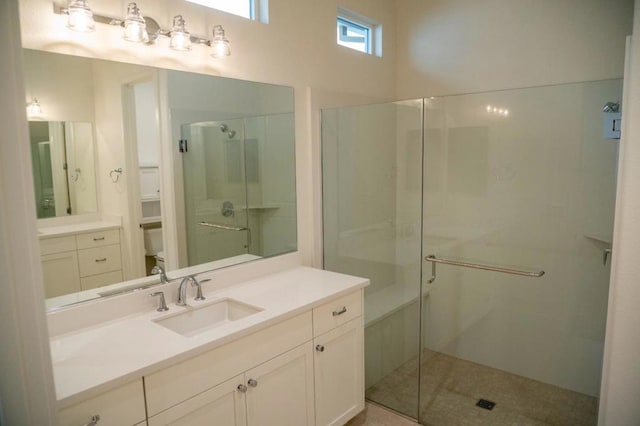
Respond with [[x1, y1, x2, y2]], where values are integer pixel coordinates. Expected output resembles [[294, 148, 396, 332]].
[[148, 344, 315, 426], [313, 291, 365, 426], [58, 379, 146, 426], [144, 290, 363, 426], [51, 276, 367, 426], [145, 312, 315, 426], [39, 228, 123, 297]]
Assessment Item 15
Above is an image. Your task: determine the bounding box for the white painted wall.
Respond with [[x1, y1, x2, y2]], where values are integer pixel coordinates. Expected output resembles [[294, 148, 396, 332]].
[[599, 1, 640, 422], [395, 0, 635, 97]]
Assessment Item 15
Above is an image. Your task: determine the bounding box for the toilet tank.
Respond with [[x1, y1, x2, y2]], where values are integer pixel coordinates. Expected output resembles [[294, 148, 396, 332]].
[[143, 228, 163, 256]]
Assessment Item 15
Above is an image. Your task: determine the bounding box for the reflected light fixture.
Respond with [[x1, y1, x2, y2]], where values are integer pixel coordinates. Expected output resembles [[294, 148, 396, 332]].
[[169, 15, 192, 51], [27, 98, 42, 117], [66, 0, 95, 32], [210, 25, 231, 58], [123, 2, 148, 43]]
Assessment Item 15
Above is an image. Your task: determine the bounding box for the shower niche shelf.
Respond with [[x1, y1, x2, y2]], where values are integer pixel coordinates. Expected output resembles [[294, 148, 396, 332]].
[[584, 234, 613, 245]]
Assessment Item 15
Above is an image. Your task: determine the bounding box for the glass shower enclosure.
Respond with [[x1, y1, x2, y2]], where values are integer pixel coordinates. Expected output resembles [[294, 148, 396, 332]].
[[322, 79, 620, 425]]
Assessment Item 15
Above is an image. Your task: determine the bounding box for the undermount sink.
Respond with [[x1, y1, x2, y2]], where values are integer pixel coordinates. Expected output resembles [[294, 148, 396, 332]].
[[153, 298, 263, 337]]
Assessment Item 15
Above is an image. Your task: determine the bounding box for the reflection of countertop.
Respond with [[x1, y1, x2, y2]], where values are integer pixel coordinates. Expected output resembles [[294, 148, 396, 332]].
[[38, 221, 121, 238], [45, 254, 263, 310], [49, 266, 368, 408]]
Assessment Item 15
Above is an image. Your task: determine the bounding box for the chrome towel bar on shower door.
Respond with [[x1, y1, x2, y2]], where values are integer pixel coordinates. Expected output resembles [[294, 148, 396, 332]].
[[198, 221, 247, 231], [424, 254, 545, 283]]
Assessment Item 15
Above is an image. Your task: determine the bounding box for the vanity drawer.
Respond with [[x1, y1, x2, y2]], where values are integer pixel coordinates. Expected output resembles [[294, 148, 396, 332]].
[[77, 245, 122, 277], [39, 235, 77, 256], [58, 379, 146, 426], [145, 311, 312, 416], [76, 229, 120, 249], [313, 290, 362, 337], [80, 270, 123, 290]]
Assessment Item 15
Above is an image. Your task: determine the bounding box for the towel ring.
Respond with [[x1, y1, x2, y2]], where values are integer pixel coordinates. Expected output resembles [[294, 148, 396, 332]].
[[109, 168, 123, 183]]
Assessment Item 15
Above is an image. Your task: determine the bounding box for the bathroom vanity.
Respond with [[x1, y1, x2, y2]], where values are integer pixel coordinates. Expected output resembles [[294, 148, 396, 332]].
[[38, 218, 123, 298], [50, 265, 368, 426]]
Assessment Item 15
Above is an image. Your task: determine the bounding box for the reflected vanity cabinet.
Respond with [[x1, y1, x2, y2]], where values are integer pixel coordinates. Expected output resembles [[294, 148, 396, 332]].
[[39, 228, 123, 298], [57, 288, 364, 426]]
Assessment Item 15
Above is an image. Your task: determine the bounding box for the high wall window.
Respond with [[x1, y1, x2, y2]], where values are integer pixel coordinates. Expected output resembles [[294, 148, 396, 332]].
[[337, 8, 381, 56], [186, 0, 267, 22]]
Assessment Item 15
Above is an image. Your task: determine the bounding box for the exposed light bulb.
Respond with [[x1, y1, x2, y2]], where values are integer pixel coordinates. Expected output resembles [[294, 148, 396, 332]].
[[66, 0, 95, 32], [486, 105, 492, 112], [169, 15, 192, 51], [210, 25, 231, 59], [27, 98, 42, 117], [123, 3, 148, 43], [504, 110, 509, 116]]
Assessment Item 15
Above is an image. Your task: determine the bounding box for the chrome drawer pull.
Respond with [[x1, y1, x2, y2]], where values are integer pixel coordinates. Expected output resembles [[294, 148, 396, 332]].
[[93, 237, 105, 241], [82, 414, 100, 426], [247, 378, 258, 387], [95, 258, 107, 263], [332, 306, 347, 316]]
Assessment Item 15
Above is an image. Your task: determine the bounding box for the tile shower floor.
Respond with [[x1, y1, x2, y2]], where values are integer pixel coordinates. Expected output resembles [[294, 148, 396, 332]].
[[365, 350, 598, 426]]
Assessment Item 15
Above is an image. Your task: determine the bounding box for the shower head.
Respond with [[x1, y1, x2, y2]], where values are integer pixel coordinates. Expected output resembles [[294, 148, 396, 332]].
[[603, 102, 620, 113], [220, 123, 229, 132], [227, 130, 236, 138]]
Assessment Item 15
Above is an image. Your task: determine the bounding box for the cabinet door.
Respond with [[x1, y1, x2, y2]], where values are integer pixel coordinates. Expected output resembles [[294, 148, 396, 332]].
[[148, 374, 247, 426], [58, 380, 146, 426], [41, 251, 81, 298], [245, 343, 315, 426], [314, 317, 364, 426]]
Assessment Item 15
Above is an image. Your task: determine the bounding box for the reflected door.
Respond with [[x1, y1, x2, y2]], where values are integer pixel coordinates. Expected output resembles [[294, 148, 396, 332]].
[[181, 119, 250, 266]]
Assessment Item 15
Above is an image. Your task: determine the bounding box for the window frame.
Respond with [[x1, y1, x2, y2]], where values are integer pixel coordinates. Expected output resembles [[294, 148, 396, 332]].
[[336, 8, 381, 57]]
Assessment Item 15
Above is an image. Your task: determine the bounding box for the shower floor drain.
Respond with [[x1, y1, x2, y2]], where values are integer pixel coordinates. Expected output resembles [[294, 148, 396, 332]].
[[476, 399, 496, 410]]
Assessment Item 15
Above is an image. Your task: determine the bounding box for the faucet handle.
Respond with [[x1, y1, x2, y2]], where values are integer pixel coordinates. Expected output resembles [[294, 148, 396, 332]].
[[150, 291, 169, 312], [190, 276, 206, 301]]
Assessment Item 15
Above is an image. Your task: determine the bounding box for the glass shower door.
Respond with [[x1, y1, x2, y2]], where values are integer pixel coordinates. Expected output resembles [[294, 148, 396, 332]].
[[181, 119, 250, 266], [322, 100, 424, 419], [419, 80, 620, 425]]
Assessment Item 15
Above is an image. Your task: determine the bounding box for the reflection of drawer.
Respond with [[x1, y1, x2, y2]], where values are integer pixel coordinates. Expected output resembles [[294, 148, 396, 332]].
[[76, 229, 120, 249], [80, 270, 123, 291], [313, 290, 362, 336], [77, 244, 122, 277], [58, 379, 146, 426], [39, 235, 77, 255]]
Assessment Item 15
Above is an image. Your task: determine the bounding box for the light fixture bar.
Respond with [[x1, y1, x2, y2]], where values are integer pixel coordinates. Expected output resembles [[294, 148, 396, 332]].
[[52, 2, 227, 53]]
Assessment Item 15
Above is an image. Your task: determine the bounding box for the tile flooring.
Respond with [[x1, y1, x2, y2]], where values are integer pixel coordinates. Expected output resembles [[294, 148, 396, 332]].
[[365, 350, 599, 426]]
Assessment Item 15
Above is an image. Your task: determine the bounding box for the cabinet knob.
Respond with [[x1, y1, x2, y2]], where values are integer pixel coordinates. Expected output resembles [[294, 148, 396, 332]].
[[316, 344, 325, 352], [247, 378, 258, 387], [237, 384, 247, 393], [82, 415, 100, 426]]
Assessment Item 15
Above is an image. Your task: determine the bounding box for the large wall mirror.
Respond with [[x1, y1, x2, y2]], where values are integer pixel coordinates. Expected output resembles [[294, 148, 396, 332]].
[[24, 49, 297, 309]]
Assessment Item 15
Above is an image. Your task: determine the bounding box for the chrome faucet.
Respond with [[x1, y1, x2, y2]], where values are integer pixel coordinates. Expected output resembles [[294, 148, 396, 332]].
[[151, 265, 169, 284], [177, 275, 206, 306]]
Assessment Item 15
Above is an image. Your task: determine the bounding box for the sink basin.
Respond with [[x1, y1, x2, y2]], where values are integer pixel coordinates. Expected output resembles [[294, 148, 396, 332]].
[[153, 298, 263, 337]]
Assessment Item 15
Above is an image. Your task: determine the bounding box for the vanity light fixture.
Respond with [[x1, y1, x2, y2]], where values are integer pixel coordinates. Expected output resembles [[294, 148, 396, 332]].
[[54, 2, 230, 58], [65, 0, 95, 32], [169, 15, 192, 51], [210, 25, 231, 58], [123, 2, 148, 43], [27, 98, 42, 117]]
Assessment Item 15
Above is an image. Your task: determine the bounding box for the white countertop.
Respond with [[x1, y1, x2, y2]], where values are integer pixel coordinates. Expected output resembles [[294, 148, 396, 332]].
[[38, 220, 120, 238], [50, 266, 368, 408]]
